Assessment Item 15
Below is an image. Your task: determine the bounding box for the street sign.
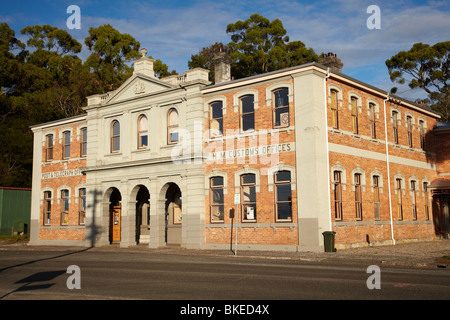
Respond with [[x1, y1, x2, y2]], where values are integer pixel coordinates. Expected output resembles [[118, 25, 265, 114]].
[[234, 193, 240, 204]]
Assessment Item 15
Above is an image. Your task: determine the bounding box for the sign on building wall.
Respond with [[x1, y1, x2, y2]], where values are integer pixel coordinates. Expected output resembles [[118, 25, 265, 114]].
[[41, 169, 83, 180]]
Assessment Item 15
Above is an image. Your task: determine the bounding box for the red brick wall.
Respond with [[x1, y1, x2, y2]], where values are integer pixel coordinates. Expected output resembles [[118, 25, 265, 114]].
[[39, 123, 87, 241], [326, 79, 438, 247], [204, 80, 298, 247]]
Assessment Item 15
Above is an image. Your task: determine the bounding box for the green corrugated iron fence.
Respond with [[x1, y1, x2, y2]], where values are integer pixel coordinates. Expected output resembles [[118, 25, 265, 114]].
[[0, 187, 31, 236]]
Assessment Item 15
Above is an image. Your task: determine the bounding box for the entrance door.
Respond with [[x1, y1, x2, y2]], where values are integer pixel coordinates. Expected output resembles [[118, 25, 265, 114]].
[[111, 206, 121, 243]]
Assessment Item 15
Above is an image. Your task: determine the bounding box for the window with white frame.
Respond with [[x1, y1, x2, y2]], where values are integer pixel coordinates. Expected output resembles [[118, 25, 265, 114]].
[[138, 114, 148, 148], [272, 88, 289, 128]]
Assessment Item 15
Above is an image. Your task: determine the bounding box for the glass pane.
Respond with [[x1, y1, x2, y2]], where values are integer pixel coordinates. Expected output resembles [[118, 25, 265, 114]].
[[211, 176, 223, 186], [276, 171, 291, 182], [140, 135, 148, 147], [242, 186, 256, 203], [211, 102, 223, 119], [82, 128, 87, 142], [168, 109, 178, 126], [243, 204, 256, 220], [113, 136, 120, 151], [211, 189, 224, 205], [277, 202, 292, 220], [242, 113, 254, 131], [242, 174, 255, 185], [210, 118, 223, 136], [47, 134, 53, 147], [113, 121, 120, 135], [64, 131, 70, 143], [139, 115, 148, 130], [276, 184, 291, 202], [274, 88, 288, 107], [65, 145, 70, 158], [170, 131, 179, 143], [274, 107, 289, 126], [211, 205, 224, 221], [241, 95, 254, 114]]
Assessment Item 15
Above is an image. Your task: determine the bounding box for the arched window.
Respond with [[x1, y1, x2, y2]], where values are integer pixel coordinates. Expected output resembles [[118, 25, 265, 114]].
[[333, 170, 343, 221], [111, 120, 120, 153], [61, 189, 69, 226], [210, 101, 223, 138], [392, 110, 399, 144], [167, 108, 179, 144], [138, 115, 148, 148], [62, 131, 71, 159], [240, 173, 256, 221], [369, 103, 376, 139], [209, 177, 224, 222], [240, 95, 255, 132], [273, 88, 289, 128], [80, 128, 87, 157], [330, 89, 339, 129], [43, 191, 52, 225], [406, 115, 413, 148], [351, 96, 359, 134], [45, 134, 54, 162], [79, 188, 86, 225], [274, 171, 292, 221]]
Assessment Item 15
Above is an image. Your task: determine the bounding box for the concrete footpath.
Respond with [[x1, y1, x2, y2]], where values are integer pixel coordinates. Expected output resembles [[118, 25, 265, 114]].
[[1, 239, 449, 269]]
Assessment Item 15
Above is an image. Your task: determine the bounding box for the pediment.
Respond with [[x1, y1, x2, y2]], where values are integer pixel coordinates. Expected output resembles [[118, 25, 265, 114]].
[[104, 75, 175, 104]]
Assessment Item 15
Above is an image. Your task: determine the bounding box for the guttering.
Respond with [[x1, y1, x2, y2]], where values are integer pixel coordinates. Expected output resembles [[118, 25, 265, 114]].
[[324, 68, 332, 231], [383, 93, 396, 245]]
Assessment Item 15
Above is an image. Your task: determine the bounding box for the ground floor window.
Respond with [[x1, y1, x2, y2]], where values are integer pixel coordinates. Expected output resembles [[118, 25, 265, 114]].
[[210, 177, 224, 222], [275, 171, 292, 221], [79, 188, 86, 225], [61, 189, 69, 225], [241, 173, 256, 222], [43, 191, 52, 225]]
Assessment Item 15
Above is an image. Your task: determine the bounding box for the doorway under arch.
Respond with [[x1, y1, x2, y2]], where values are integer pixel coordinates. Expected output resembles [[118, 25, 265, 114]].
[[108, 188, 122, 244], [164, 183, 182, 246], [135, 186, 150, 244]]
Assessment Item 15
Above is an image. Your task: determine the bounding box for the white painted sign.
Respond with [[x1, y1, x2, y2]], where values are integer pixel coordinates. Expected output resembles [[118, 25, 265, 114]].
[[208, 142, 294, 161], [41, 169, 83, 179]]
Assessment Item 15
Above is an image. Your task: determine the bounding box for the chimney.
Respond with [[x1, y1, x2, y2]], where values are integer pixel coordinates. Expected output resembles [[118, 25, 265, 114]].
[[213, 50, 232, 84], [318, 52, 343, 72], [133, 48, 156, 78]]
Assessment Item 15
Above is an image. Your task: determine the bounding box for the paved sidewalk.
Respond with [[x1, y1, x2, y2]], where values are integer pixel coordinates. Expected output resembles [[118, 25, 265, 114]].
[[1, 239, 449, 268]]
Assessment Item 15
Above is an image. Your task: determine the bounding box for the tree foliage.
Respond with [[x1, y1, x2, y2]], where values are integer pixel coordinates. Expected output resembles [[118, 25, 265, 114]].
[[386, 41, 450, 122], [189, 14, 318, 81], [0, 22, 175, 188]]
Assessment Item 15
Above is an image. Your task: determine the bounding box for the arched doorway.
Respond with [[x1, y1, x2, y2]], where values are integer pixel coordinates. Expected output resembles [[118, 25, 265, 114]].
[[165, 183, 182, 246], [136, 186, 150, 244], [109, 188, 122, 244]]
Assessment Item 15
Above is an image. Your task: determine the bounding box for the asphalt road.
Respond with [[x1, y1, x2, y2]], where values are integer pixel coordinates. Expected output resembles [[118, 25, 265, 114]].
[[0, 247, 449, 310]]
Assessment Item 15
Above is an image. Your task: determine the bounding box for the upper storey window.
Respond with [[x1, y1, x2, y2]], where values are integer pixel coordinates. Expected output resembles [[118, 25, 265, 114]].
[[369, 103, 376, 139], [240, 95, 255, 133], [330, 89, 339, 129], [62, 131, 71, 159], [111, 120, 120, 153], [210, 101, 223, 138], [168, 108, 179, 144], [273, 88, 289, 128], [45, 134, 54, 162], [80, 128, 87, 157], [350, 97, 359, 134], [138, 115, 148, 148], [406, 115, 413, 148], [392, 111, 399, 144]]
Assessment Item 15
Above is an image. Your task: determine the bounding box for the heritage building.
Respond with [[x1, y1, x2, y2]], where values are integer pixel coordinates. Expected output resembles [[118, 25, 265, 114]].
[[29, 50, 449, 251]]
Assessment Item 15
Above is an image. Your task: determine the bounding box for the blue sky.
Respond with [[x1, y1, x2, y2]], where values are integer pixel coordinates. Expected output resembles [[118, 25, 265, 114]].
[[2, 0, 449, 101]]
